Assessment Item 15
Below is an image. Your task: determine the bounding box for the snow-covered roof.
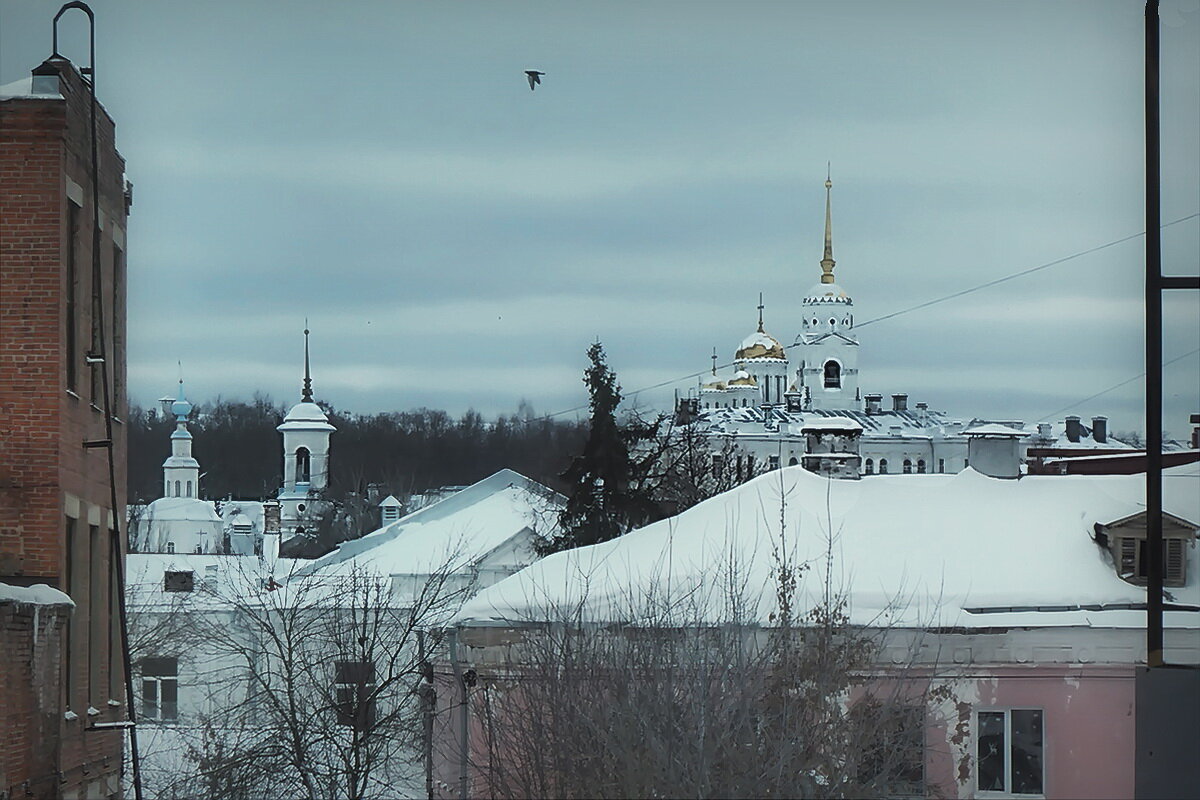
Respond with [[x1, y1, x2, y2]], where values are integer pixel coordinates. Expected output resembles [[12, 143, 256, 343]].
[[801, 416, 863, 432], [293, 469, 564, 581], [126, 553, 303, 611], [803, 282, 851, 303], [144, 497, 222, 523], [379, 495, 403, 509], [1033, 419, 1136, 450], [0, 75, 63, 100], [964, 423, 1028, 437], [696, 406, 962, 439], [277, 401, 335, 431], [0, 582, 73, 607], [455, 465, 1200, 631]]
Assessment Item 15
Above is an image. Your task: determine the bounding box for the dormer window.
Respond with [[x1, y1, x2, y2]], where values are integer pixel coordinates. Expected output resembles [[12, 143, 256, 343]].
[[1098, 511, 1195, 588]]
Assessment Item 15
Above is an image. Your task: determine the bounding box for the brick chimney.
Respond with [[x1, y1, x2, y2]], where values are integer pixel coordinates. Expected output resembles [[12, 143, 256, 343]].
[[1091, 416, 1108, 444], [1066, 416, 1082, 443]]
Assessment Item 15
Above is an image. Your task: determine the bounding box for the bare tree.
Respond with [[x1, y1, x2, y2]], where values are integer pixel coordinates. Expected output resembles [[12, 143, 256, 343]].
[[136, 557, 473, 800]]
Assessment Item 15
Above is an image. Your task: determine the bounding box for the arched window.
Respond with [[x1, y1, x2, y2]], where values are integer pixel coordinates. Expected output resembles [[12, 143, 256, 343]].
[[879, 458, 889, 474], [296, 447, 311, 483], [864, 458, 874, 475], [917, 459, 927, 474], [903, 459, 913, 474], [174, 480, 181, 497], [823, 360, 841, 389], [788, 456, 799, 466], [186, 480, 192, 497], [194, 545, 202, 554], [166, 542, 175, 554]]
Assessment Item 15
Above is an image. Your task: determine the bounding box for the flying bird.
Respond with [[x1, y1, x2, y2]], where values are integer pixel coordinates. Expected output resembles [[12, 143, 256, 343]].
[[525, 70, 545, 91]]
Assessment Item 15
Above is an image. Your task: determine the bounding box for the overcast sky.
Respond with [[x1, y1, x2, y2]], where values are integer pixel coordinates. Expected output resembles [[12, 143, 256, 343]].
[[3, 0, 1197, 435]]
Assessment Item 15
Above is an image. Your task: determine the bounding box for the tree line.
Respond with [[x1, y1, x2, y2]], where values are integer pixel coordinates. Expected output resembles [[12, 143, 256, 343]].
[[126, 396, 589, 504]]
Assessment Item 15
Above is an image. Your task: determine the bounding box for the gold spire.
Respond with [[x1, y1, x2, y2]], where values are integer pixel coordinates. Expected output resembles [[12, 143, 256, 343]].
[[820, 165, 836, 285]]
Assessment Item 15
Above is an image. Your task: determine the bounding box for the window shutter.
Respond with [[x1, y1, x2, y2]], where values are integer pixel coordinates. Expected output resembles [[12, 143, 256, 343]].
[[1119, 538, 1137, 577], [1165, 538, 1185, 585]]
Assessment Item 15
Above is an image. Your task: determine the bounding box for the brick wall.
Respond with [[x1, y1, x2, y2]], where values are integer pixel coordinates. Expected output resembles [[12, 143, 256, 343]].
[[0, 594, 71, 798], [1, 56, 129, 800]]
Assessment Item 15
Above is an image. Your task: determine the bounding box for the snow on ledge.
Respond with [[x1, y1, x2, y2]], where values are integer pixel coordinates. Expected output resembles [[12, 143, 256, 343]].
[[0, 582, 74, 607]]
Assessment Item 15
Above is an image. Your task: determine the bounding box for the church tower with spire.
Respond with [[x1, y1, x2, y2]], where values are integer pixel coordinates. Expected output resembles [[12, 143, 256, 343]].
[[793, 172, 860, 410], [277, 325, 336, 540], [162, 377, 200, 498]]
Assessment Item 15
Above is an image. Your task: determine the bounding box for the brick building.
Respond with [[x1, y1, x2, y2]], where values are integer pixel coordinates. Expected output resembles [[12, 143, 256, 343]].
[[1, 54, 131, 799]]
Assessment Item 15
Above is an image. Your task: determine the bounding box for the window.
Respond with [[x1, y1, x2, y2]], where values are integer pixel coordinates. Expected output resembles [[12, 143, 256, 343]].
[[296, 447, 311, 483], [938, 458, 945, 474], [185, 480, 192, 498], [769, 454, 780, 470], [864, 458, 874, 475], [823, 360, 841, 389], [163, 570, 193, 592], [141, 657, 178, 721], [788, 456, 799, 466], [174, 480, 181, 497], [166, 541, 175, 554], [879, 458, 888, 474], [711, 454, 724, 477], [902, 459, 913, 474], [66, 202, 80, 392], [916, 459, 926, 474], [977, 709, 1043, 795], [1118, 537, 1187, 586], [334, 660, 376, 730]]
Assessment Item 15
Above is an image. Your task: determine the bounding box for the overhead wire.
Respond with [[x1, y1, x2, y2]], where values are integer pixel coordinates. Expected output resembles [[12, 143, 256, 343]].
[[522, 212, 1200, 424]]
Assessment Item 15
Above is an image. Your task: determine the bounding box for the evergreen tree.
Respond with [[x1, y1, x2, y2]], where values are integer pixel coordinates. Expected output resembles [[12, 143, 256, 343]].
[[541, 342, 659, 555]]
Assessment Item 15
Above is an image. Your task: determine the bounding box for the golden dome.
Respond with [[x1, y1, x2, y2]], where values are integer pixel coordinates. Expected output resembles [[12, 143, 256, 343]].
[[735, 329, 787, 361]]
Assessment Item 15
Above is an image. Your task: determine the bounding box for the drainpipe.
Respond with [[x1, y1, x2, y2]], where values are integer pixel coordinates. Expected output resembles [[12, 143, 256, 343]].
[[448, 627, 469, 800]]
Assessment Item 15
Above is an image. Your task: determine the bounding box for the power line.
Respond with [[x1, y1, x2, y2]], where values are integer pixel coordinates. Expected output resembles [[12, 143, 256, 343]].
[[1035, 347, 1200, 424], [529, 212, 1199, 423]]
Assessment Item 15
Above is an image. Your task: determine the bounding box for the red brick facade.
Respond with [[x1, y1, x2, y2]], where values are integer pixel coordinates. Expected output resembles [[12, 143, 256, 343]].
[[1, 55, 130, 799]]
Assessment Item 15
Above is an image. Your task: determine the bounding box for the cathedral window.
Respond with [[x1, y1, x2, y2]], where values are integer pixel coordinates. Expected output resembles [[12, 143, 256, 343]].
[[296, 447, 311, 483], [865, 459, 874, 475], [903, 459, 913, 474], [917, 459, 927, 474], [824, 361, 841, 389], [879, 459, 889, 474]]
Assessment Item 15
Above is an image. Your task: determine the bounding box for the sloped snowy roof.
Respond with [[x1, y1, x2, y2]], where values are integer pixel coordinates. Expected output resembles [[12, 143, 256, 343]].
[[0, 75, 63, 100], [144, 497, 222, 523], [0, 582, 73, 607], [292, 469, 564, 581], [801, 416, 863, 432], [455, 465, 1200, 630], [696, 406, 962, 439], [964, 423, 1028, 437]]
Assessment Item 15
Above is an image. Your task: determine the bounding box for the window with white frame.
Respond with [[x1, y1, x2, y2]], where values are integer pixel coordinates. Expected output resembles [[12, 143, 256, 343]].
[[141, 657, 178, 721], [977, 709, 1043, 795]]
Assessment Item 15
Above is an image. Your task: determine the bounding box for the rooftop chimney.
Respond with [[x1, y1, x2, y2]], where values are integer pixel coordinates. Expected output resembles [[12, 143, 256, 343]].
[[262, 500, 281, 534], [1037, 423, 1053, 440], [865, 394, 883, 415], [965, 425, 1023, 479], [892, 393, 908, 412], [1066, 416, 1082, 443], [1091, 416, 1108, 444]]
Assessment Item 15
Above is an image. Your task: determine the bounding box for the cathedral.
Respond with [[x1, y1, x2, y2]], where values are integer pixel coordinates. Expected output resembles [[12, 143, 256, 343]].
[[680, 175, 1133, 477], [129, 329, 335, 554]]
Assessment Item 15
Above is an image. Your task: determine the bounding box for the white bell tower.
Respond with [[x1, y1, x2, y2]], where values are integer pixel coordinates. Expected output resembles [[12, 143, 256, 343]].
[[162, 378, 200, 498], [794, 171, 860, 411], [277, 326, 335, 540]]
